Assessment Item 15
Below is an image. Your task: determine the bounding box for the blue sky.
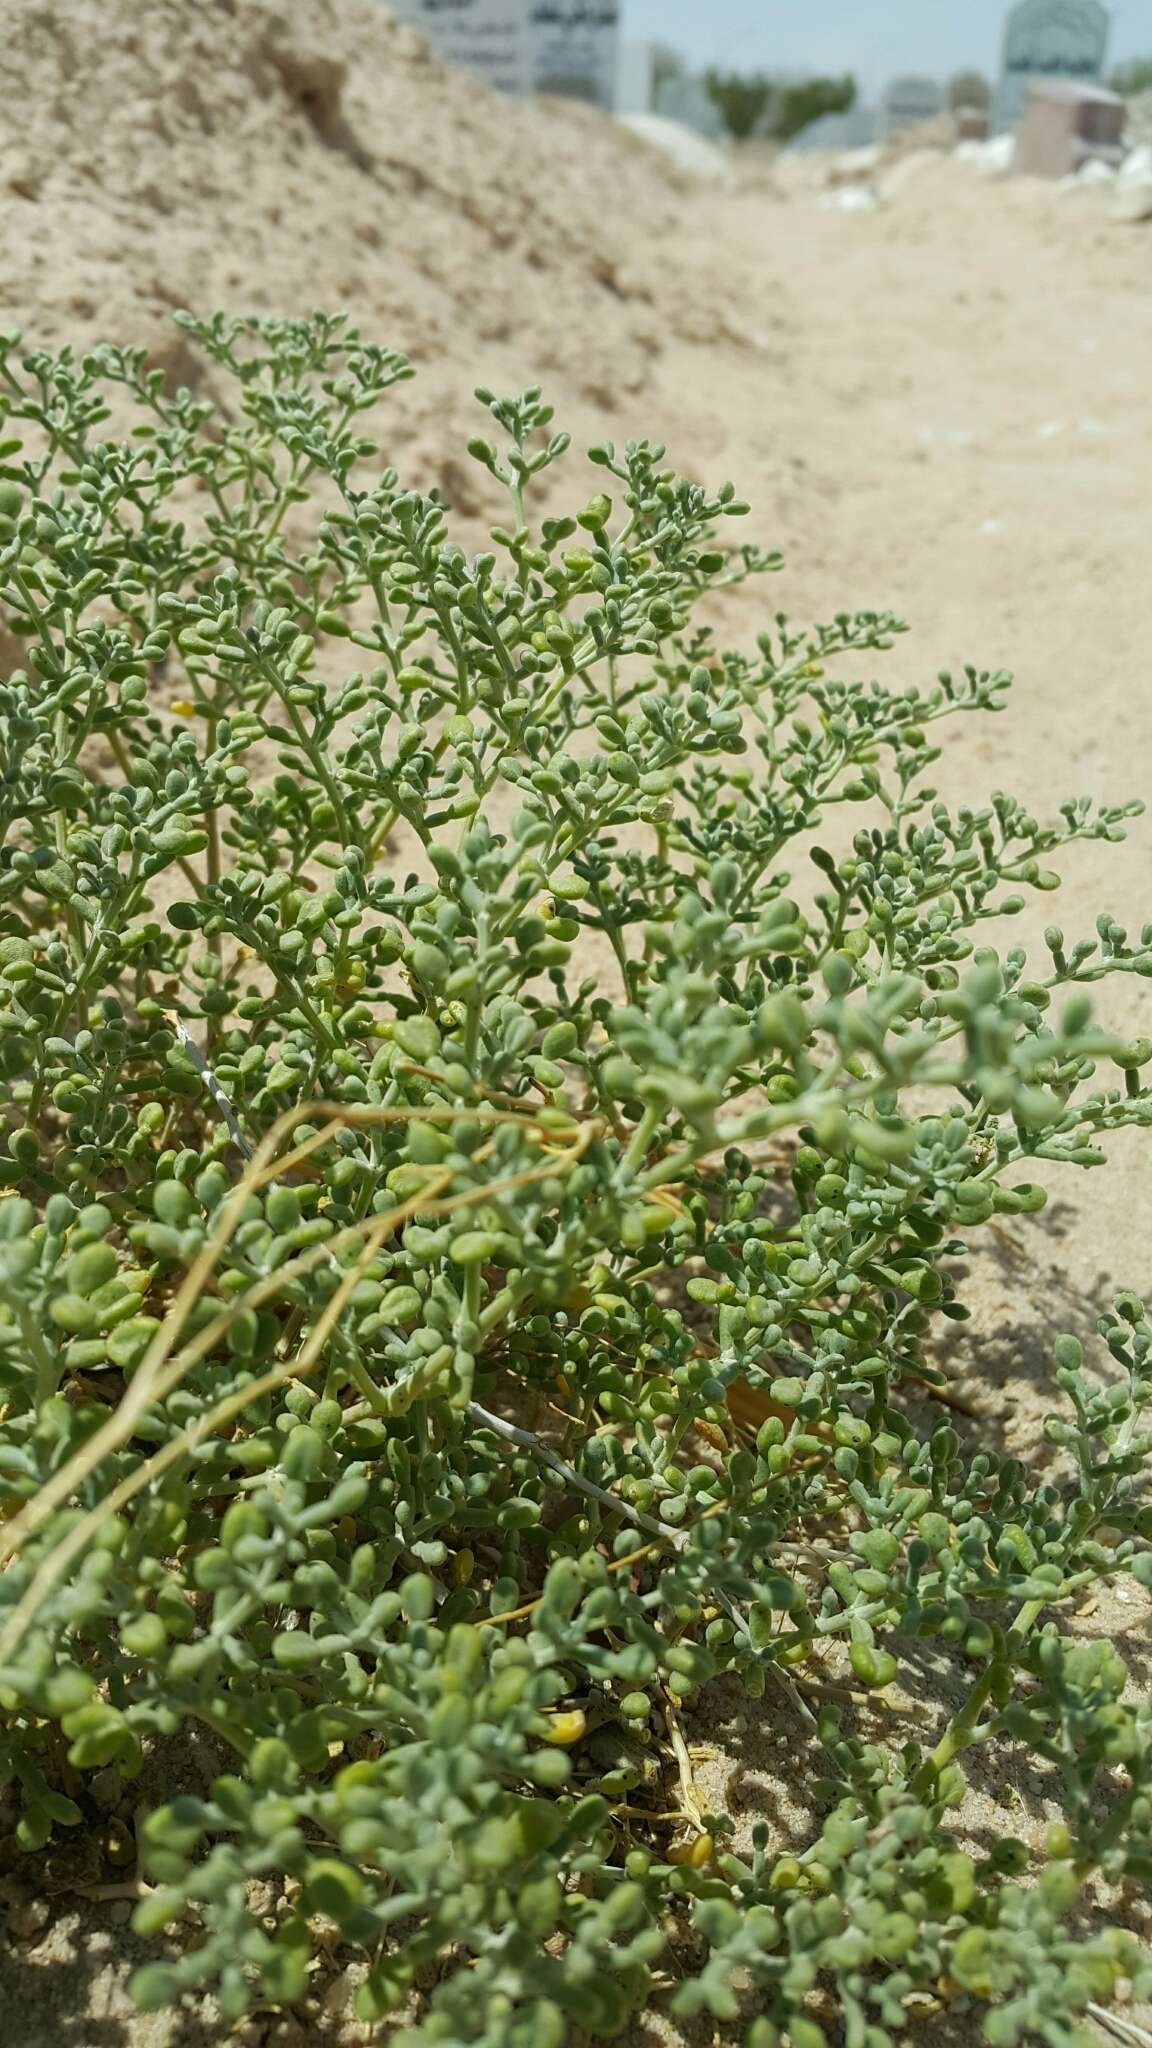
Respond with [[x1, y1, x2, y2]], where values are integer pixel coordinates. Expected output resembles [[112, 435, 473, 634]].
[[622, 1, 1152, 95]]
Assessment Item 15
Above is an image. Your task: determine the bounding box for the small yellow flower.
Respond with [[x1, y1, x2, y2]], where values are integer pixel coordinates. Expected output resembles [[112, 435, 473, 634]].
[[542, 1710, 587, 1747], [170, 699, 198, 717], [668, 1833, 714, 1868]]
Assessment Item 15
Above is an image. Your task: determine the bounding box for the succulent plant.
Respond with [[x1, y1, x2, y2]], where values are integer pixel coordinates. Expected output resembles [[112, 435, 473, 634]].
[[0, 313, 1150, 2045]]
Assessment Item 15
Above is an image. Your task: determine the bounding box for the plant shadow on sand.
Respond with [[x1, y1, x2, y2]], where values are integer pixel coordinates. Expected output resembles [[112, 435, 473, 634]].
[[919, 1199, 1129, 1466]]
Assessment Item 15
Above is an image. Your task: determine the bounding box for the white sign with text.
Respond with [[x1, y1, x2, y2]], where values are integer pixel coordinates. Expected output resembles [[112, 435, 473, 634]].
[[527, 3, 620, 108], [389, 0, 620, 106], [389, 0, 528, 97]]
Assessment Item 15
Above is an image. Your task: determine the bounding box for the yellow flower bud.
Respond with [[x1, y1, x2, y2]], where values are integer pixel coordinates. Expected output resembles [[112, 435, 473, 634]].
[[668, 1833, 714, 1868], [542, 1710, 586, 1747]]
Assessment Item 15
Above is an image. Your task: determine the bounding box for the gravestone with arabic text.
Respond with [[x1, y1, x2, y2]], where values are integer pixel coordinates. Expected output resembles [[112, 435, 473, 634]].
[[527, 2, 620, 109], [387, 0, 528, 96], [995, 0, 1110, 131], [388, 0, 620, 107]]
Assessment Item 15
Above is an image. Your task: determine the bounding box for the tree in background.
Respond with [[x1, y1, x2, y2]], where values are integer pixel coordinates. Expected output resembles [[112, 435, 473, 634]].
[[704, 69, 857, 145], [1110, 57, 1152, 96], [704, 67, 774, 141], [770, 73, 857, 144], [947, 68, 992, 110]]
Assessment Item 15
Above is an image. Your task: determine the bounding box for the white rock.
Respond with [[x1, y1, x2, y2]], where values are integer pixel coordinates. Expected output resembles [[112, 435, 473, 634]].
[[818, 183, 877, 211], [617, 114, 733, 184], [955, 132, 1015, 177], [1113, 175, 1152, 222], [827, 144, 882, 185], [1119, 143, 1152, 183], [1113, 141, 1152, 219], [1069, 155, 1116, 186]]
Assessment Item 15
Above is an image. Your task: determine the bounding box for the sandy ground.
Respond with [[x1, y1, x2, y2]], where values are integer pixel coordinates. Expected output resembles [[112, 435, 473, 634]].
[[2, 23, 1151, 2039]]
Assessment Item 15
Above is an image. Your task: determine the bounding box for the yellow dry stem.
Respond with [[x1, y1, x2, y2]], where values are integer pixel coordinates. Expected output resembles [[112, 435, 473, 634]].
[[0, 1101, 597, 1666]]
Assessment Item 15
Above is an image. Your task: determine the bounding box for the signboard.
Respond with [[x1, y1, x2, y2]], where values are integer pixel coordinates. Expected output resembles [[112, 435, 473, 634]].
[[528, 3, 620, 108], [390, 0, 620, 107], [882, 73, 944, 134], [995, 0, 1110, 130], [388, 0, 528, 97]]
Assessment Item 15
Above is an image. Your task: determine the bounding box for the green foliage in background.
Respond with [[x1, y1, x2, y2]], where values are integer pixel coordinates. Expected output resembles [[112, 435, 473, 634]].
[[704, 69, 857, 145], [947, 70, 992, 113], [0, 314, 1151, 2046], [768, 73, 858, 146], [1109, 57, 1152, 98], [704, 68, 776, 142]]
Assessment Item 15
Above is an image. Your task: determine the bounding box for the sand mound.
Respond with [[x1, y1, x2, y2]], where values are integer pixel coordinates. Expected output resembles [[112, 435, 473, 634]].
[[0, 0, 706, 446]]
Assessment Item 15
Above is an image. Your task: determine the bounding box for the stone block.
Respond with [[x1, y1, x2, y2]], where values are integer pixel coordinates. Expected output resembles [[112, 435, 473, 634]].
[[1013, 77, 1125, 177]]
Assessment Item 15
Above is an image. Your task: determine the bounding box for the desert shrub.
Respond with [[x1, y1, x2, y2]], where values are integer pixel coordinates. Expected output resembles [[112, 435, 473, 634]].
[[948, 70, 993, 113], [1110, 57, 1152, 98], [0, 314, 1151, 2046], [769, 74, 857, 146], [704, 69, 775, 143], [704, 69, 857, 146]]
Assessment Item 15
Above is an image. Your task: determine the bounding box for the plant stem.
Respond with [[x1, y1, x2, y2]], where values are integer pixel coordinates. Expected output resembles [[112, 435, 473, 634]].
[[17, 1305, 60, 1410], [910, 1599, 1043, 1799]]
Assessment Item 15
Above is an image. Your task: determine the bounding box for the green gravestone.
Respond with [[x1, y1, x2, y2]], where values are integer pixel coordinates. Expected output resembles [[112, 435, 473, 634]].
[[996, 0, 1110, 131]]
